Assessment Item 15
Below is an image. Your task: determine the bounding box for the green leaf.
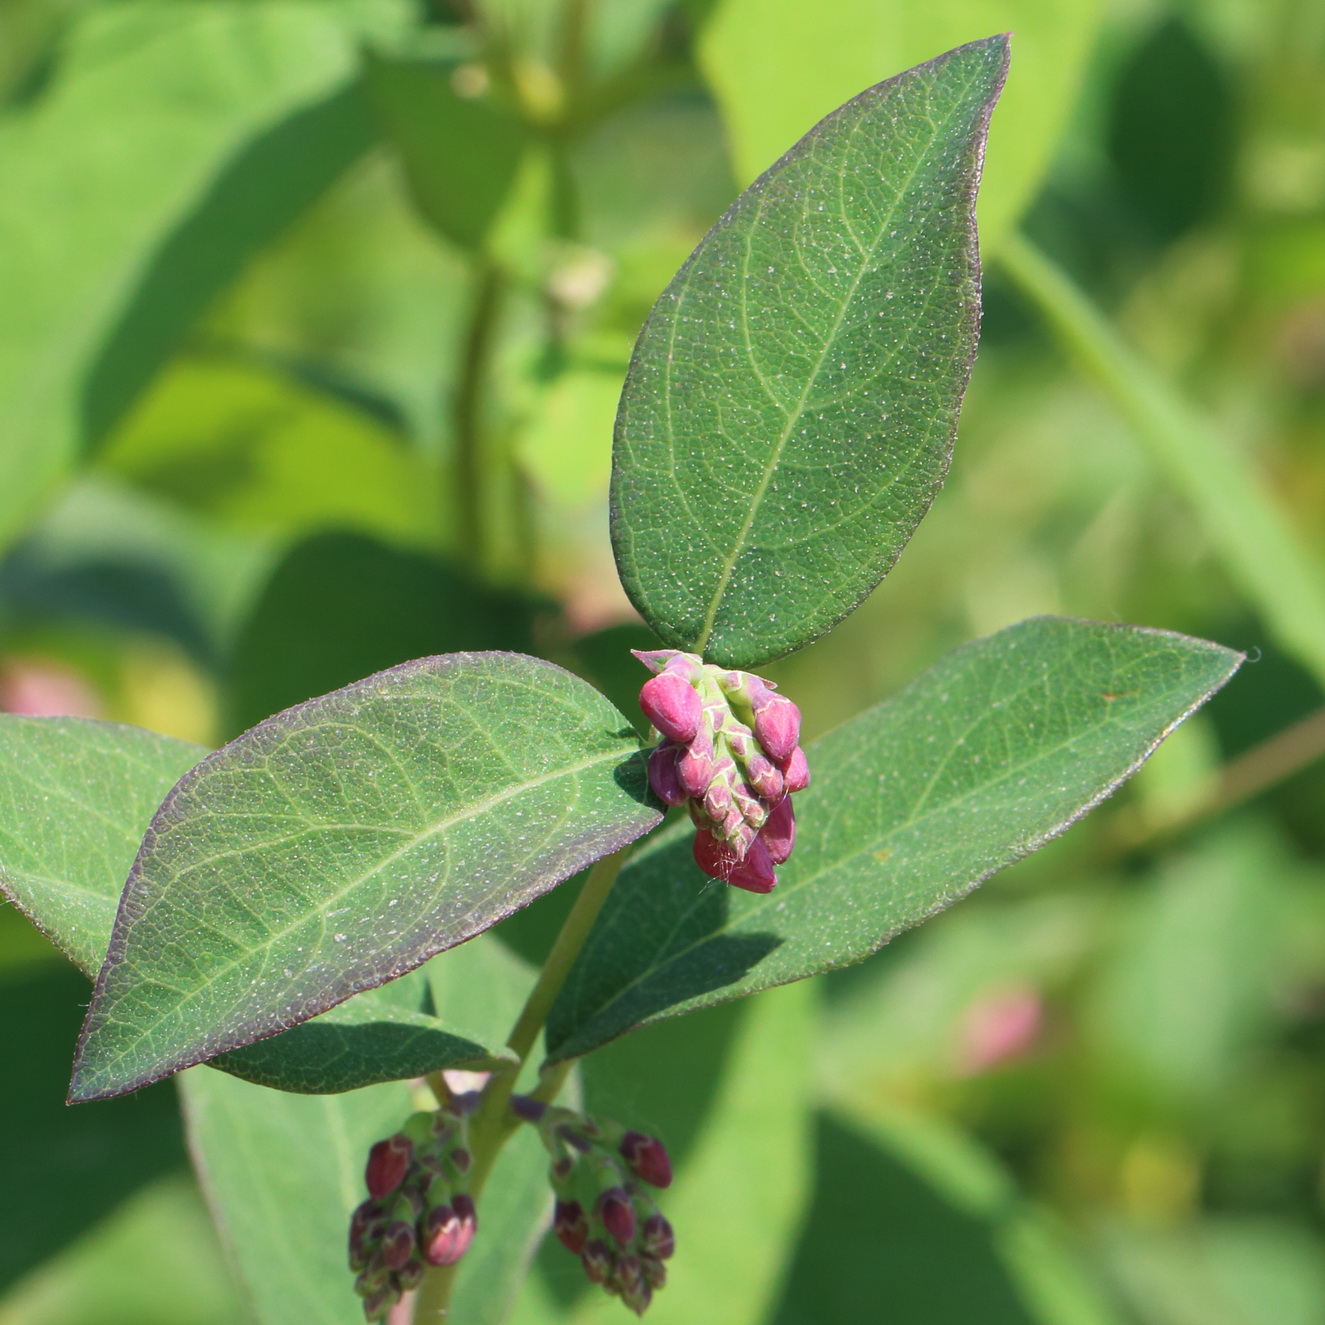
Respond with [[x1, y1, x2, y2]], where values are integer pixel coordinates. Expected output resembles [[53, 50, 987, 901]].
[[71, 654, 661, 1101], [546, 617, 1242, 1060], [225, 529, 545, 738], [0, 713, 517, 1094], [181, 936, 545, 1325], [0, 0, 404, 548], [699, 1, 1101, 255], [364, 51, 527, 251], [610, 37, 1007, 668]]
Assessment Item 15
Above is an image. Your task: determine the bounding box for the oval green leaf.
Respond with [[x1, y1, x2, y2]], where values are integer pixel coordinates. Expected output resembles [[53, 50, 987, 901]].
[[70, 653, 660, 1102], [546, 618, 1243, 1060], [0, 714, 516, 1093], [610, 36, 1008, 668]]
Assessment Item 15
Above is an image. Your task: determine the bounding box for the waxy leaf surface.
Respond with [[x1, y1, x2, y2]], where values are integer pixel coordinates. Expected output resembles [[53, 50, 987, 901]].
[[546, 618, 1242, 1059], [610, 36, 1007, 668], [72, 653, 660, 1101], [0, 714, 515, 1093]]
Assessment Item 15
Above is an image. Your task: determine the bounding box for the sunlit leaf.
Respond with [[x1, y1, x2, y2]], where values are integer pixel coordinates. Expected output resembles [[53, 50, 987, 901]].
[[546, 618, 1242, 1060], [611, 37, 1006, 668], [71, 654, 660, 1101]]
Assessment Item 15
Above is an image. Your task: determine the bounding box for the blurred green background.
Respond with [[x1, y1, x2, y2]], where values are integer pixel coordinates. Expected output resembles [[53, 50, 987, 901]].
[[2, 0, 1324, 1321]]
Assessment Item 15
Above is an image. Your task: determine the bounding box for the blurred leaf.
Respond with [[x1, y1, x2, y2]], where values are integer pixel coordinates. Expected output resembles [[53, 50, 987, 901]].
[[0, 714, 203, 975], [182, 937, 542, 1325], [0, 0, 406, 549], [100, 357, 438, 545], [611, 37, 1006, 668], [518, 366, 623, 507], [772, 1107, 1123, 1325], [515, 981, 816, 1325], [226, 529, 543, 737], [0, 964, 186, 1295], [0, 1174, 242, 1325], [1099, 1217, 1325, 1325], [364, 52, 527, 251], [0, 712, 512, 1094], [547, 617, 1242, 1060], [72, 655, 661, 1101], [700, 0, 1101, 253], [1088, 820, 1289, 1105]]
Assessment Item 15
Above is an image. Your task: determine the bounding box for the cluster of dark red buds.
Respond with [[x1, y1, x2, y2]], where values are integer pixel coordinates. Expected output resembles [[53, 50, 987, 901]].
[[636, 648, 811, 893], [514, 1095, 674, 1315], [348, 1100, 478, 1320]]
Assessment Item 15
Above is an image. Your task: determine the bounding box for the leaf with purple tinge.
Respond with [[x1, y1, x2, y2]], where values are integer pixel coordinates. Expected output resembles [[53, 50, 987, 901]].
[[70, 653, 661, 1102]]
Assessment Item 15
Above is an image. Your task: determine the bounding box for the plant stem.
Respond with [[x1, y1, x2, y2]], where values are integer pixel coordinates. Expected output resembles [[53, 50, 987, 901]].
[[999, 232, 1325, 694], [452, 262, 505, 573], [410, 845, 630, 1321]]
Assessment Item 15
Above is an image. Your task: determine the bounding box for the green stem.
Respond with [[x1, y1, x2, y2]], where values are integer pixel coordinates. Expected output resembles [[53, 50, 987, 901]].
[[999, 232, 1325, 694], [411, 846, 630, 1321], [452, 262, 505, 572]]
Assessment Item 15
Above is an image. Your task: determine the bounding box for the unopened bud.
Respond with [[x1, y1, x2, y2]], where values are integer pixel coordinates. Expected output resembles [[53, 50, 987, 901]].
[[616, 1256, 651, 1315], [365, 1135, 412, 1201], [745, 751, 784, 803], [781, 745, 810, 793], [641, 1213, 675, 1259], [677, 735, 715, 799], [554, 1199, 589, 1253], [728, 836, 777, 893], [398, 1261, 425, 1291], [596, 1187, 637, 1247], [640, 673, 702, 743], [349, 1201, 382, 1271], [647, 744, 687, 807], [447, 1146, 473, 1176], [381, 1220, 416, 1271], [640, 1254, 668, 1290], [759, 795, 796, 865], [582, 1239, 613, 1284], [361, 1288, 392, 1322], [752, 693, 801, 763], [621, 1132, 673, 1188]]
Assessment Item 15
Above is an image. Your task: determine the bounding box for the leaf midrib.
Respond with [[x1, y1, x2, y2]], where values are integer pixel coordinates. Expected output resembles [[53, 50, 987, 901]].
[[82, 744, 633, 1086]]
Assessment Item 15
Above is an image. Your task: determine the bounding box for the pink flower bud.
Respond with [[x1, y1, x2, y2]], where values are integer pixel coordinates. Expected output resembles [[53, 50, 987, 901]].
[[596, 1187, 637, 1247], [582, 1239, 613, 1284], [759, 796, 796, 865], [620, 1131, 673, 1188], [677, 740, 715, 799], [639, 673, 702, 742], [647, 744, 687, 806], [733, 781, 768, 829], [641, 1213, 675, 1260], [692, 826, 738, 880], [727, 836, 777, 893], [365, 1135, 412, 1201], [422, 1204, 460, 1265], [753, 693, 801, 763], [381, 1220, 416, 1270], [745, 751, 784, 803], [780, 745, 810, 793], [703, 777, 733, 823], [554, 1199, 589, 1254]]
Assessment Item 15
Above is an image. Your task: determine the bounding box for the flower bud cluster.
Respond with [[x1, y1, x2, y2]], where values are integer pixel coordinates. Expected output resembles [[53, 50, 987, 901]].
[[515, 1096, 674, 1316], [349, 1100, 479, 1320], [636, 649, 811, 893]]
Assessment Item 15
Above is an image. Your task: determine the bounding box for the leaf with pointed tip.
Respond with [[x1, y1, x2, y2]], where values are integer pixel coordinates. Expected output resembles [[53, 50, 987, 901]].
[[546, 618, 1242, 1060], [71, 653, 661, 1102], [610, 36, 1007, 669], [0, 714, 517, 1093]]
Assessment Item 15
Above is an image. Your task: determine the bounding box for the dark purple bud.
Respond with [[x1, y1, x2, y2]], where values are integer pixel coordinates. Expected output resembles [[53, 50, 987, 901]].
[[554, 1199, 589, 1254], [753, 693, 801, 763], [454, 1192, 477, 1238], [641, 1213, 675, 1259], [640, 1253, 667, 1290], [759, 795, 796, 865], [781, 745, 810, 793], [349, 1200, 383, 1271], [621, 1131, 673, 1188], [511, 1093, 546, 1123], [447, 1146, 473, 1176], [582, 1239, 613, 1284], [727, 836, 777, 894], [381, 1220, 416, 1271], [616, 1256, 652, 1315], [398, 1261, 425, 1291], [639, 673, 702, 743], [596, 1187, 637, 1247], [360, 1288, 392, 1322], [552, 1154, 576, 1182], [647, 744, 687, 806], [365, 1135, 412, 1202]]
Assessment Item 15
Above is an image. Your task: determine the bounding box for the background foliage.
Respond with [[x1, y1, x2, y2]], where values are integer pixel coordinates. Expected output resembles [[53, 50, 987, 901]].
[[1, 0, 1323, 1322]]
